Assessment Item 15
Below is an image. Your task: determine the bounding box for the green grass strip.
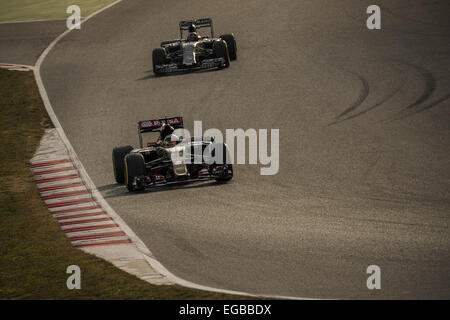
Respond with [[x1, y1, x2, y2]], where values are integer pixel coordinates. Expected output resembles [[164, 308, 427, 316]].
[[0, 0, 117, 23]]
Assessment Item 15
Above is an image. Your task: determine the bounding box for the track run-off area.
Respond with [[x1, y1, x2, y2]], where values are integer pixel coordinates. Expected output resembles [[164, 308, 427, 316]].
[[40, 0, 450, 299]]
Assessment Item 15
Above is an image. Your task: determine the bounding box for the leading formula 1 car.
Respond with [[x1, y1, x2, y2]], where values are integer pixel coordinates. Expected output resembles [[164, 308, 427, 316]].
[[112, 117, 233, 192], [152, 18, 237, 75]]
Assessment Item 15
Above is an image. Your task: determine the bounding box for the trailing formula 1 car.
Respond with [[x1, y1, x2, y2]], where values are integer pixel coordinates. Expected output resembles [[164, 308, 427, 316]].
[[152, 18, 237, 75], [112, 117, 233, 192]]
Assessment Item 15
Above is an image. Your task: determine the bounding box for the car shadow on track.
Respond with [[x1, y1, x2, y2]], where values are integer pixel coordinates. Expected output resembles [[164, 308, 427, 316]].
[[98, 180, 225, 199], [137, 68, 221, 80]]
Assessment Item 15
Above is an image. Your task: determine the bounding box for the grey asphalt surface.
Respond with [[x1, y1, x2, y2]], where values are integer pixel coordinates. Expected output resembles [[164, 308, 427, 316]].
[[40, 0, 450, 299], [0, 20, 66, 65]]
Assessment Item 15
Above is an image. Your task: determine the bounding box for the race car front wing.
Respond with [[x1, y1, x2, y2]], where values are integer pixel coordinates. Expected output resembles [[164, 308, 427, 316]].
[[131, 165, 232, 190], [155, 57, 225, 74]]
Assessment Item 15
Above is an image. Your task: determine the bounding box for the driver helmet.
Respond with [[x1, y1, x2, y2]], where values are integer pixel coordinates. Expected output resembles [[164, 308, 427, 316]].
[[160, 123, 174, 139], [163, 134, 181, 147], [187, 32, 199, 42], [188, 24, 197, 33]]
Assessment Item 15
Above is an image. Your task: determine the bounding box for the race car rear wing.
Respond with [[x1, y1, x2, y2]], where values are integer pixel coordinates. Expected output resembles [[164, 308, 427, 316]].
[[179, 18, 214, 38], [138, 117, 184, 148]]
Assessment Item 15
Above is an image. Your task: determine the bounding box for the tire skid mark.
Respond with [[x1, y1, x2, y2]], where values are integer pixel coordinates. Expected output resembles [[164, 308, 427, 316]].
[[388, 93, 450, 122], [333, 65, 406, 124], [338, 83, 404, 123], [386, 62, 441, 122], [402, 62, 437, 110], [331, 60, 443, 124], [335, 71, 369, 119], [419, 93, 450, 112]]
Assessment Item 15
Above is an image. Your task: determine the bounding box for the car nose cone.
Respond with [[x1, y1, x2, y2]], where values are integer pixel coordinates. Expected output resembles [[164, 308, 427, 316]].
[[182, 43, 196, 65]]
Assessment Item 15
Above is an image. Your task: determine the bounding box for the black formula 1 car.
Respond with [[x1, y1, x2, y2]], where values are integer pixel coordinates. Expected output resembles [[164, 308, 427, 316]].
[[112, 117, 233, 192], [152, 18, 237, 75]]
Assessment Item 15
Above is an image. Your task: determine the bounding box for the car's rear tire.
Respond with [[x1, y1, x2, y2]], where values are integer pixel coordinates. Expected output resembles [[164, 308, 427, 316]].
[[124, 153, 146, 192], [152, 48, 167, 75], [220, 34, 237, 61], [213, 41, 230, 69], [112, 145, 133, 184], [212, 143, 233, 183]]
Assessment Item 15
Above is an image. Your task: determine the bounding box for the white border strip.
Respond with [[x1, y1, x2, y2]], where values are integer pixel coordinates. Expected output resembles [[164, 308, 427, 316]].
[[32, 0, 312, 300], [0, 62, 34, 71]]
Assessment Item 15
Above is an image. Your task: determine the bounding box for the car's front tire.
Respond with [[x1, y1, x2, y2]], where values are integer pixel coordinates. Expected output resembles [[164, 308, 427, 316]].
[[213, 41, 230, 69], [220, 34, 237, 61], [112, 145, 133, 184], [124, 153, 146, 192], [152, 48, 167, 75], [212, 143, 233, 183]]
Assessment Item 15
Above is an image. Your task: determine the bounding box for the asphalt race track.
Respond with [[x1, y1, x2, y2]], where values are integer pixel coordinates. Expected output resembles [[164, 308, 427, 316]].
[[0, 20, 66, 65], [40, 0, 450, 299]]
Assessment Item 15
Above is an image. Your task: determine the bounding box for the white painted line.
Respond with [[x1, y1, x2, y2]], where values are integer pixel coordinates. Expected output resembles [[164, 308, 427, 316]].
[[33, 170, 78, 180], [68, 231, 126, 241], [33, 165, 76, 174], [47, 200, 98, 212], [58, 214, 110, 224], [0, 63, 34, 71], [141, 255, 314, 300], [37, 177, 82, 188], [43, 193, 92, 205], [31, 158, 71, 166], [38, 181, 85, 192], [40, 188, 89, 200], [48, 203, 101, 214], [59, 219, 114, 230], [52, 209, 105, 219], [35, 173, 80, 184], [40, 185, 87, 197], [64, 227, 122, 238], [31, 162, 75, 171], [70, 236, 130, 247]]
